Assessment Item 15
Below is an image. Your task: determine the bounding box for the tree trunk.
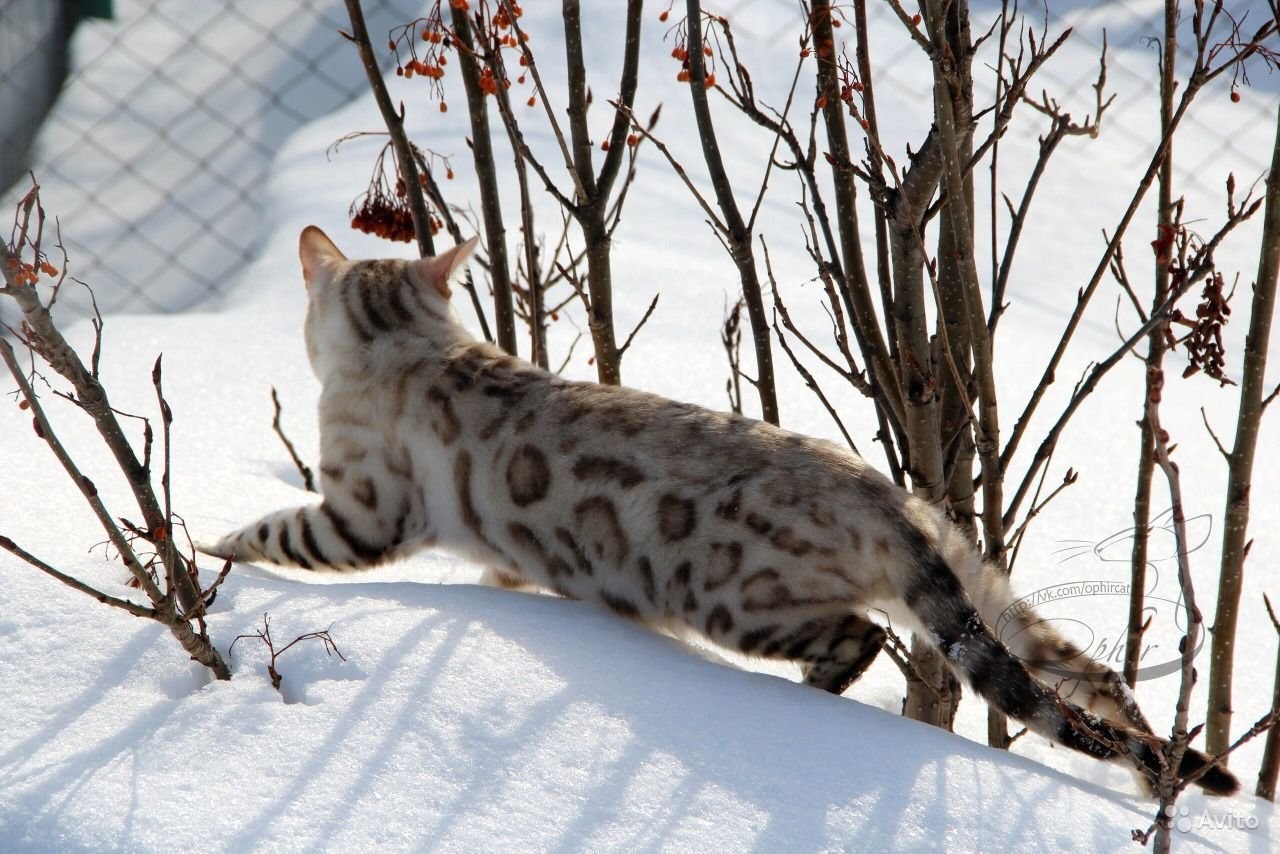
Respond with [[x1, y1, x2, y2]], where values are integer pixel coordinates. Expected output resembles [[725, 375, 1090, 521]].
[[1256, 633, 1280, 799], [450, 3, 518, 357], [683, 0, 778, 422], [1126, 0, 1178, 690], [1206, 100, 1280, 757]]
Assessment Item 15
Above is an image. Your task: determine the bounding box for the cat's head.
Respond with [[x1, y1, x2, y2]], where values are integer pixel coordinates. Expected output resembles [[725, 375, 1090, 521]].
[[298, 226, 478, 379]]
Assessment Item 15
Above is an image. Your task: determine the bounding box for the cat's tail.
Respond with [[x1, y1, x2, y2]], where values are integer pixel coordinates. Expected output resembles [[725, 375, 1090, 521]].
[[892, 525, 1238, 797], [936, 522, 1154, 735]]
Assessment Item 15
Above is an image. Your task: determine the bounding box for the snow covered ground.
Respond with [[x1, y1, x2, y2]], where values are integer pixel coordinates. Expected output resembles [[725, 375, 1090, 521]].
[[2, 1, 1279, 851]]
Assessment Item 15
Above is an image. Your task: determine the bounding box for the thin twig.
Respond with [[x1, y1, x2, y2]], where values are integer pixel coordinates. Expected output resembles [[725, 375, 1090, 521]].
[[773, 316, 859, 454], [0, 337, 161, 601], [1262, 381, 1280, 412], [271, 387, 317, 493], [0, 534, 154, 618], [1200, 407, 1231, 460], [617, 293, 660, 358], [231, 613, 346, 691]]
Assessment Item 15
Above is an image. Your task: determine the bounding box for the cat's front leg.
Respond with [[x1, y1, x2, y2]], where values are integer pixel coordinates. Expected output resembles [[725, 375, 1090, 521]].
[[201, 500, 398, 570]]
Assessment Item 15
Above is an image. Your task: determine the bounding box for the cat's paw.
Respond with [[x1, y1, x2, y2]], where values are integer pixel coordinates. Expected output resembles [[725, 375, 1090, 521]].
[[479, 565, 537, 591], [193, 536, 236, 561]]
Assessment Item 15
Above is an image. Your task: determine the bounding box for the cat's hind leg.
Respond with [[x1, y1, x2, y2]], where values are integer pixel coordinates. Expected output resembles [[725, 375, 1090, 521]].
[[797, 614, 887, 695], [739, 612, 886, 695]]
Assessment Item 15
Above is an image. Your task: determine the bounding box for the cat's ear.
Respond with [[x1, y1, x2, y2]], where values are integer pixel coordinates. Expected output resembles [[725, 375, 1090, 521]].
[[411, 236, 479, 300], [299, 226, 348, 288]]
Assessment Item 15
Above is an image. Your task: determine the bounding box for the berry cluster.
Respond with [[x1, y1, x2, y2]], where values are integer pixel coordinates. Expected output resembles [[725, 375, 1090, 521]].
[[390, 1, 530, 113], [399, 54, 446, 81], [348, 143, 445, 243], [350, 191, 417, 243], [4, 255, 58, 286], [664, 10, 719, 88], [670, 43, 716, 88], [491, 2, 524, 35]]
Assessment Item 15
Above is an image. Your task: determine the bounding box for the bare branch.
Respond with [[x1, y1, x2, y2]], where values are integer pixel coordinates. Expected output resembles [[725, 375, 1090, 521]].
[[1263, 381, 1280, 412], [1200, 407, 1231, 461], [773, 315, 859, 454], [762, 239, 859, 452], [232, 613, 346, 692], [3, 182, 228, 679], [0, 336, 161, 600], [0, 534, 154, 618], [616, 293, 660, 359], [498, 0, 589, 203], [614, 103, 726, 234], [682, 0, 778, 423], [445, 2, 518, 355], [271, 387, 317, 493]]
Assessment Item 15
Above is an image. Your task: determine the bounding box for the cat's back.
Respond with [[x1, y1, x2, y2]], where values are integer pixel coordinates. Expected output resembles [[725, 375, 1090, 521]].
[[445, 342, 907, 530]]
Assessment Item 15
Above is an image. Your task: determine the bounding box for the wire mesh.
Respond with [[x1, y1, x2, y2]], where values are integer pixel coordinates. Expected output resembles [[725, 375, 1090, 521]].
[[0, 0, 423, 321], [1, 0, 1274, 324]]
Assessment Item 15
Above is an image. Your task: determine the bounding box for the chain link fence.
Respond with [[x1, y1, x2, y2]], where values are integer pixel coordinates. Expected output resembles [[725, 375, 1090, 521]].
[[1, 0, 1274, 323], [0, 0, 422, 322]]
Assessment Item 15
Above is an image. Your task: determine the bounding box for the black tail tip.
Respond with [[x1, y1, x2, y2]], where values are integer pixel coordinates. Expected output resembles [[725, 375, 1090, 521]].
[[1179, 749, 1240, 796]]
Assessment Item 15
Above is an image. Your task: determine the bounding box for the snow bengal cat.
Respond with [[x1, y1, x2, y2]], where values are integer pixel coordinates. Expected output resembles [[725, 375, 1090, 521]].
[[203, 226, 1237, 797]]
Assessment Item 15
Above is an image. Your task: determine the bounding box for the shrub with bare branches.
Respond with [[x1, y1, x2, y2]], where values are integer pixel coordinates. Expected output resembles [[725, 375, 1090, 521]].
[[1, 181, 231, 680]]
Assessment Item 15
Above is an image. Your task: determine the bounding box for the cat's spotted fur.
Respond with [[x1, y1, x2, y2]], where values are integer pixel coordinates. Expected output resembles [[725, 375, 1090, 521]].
[[205, 227, 1237, 796]]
